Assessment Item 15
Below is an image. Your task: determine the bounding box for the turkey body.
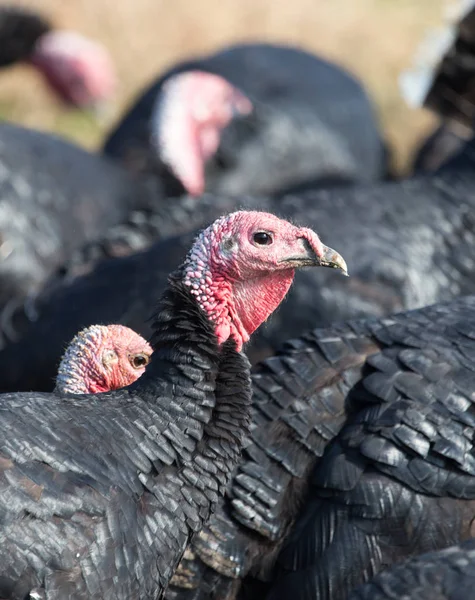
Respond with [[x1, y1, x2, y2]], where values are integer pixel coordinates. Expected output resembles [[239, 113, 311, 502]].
[[349, 539, 475, 600], [0, 208, 339, 599], [408, 3, 475, 173], [103, 42, 389, 197], [0, 275, 251, 600], [419, 2, 475, 129], [0, 5, 49, 67], [2, 160, 475, 392], [0, 122, 156, 313], [166, 295, 475, 600], [266, 294, 475, 600], [410, 122, 472, 174]]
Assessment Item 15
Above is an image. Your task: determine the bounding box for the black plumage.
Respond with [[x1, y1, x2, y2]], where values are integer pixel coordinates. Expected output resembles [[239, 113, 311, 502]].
[[349, 539, 475, 600], [0, 5, 50, 67], [266, 295, 475, 600], [166, 311, 379, 600], [408, 2, 475, 173], [103, 42, 389, 197], [420, 2, 475, 128], [3, 148, 475, 392], [166, 295, 475, 600], [0, 208, 342, 598], [411, 122, 472, 174], [0, 272, 252, 599], [0, 122, 157, 320]]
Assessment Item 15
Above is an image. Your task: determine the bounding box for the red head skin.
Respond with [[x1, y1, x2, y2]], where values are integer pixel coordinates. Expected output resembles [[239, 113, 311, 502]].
[[183, 211, 348, 351], [30, 30, 117, 109], [152, 70, 253, 196], [55, 324, 152, 394]]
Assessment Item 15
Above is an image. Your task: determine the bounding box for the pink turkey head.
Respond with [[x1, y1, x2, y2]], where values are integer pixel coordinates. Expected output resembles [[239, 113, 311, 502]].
[[30, 30, 117, 109], [183, 211, 348, 350], [152, 70, 253, 196], [55, 324, 152, 394]]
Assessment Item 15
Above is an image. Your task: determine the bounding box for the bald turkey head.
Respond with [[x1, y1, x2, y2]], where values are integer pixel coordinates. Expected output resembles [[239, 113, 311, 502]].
[[152, 70, 253, 196], [55, 324, 152, 394], [183, 211, 348, 350], [30, 30, 117, 110]]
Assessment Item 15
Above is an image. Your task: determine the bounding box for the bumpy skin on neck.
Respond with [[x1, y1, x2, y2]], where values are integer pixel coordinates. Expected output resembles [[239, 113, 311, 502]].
[[183, 217, 243, 345], [55, 324, 151, 394]]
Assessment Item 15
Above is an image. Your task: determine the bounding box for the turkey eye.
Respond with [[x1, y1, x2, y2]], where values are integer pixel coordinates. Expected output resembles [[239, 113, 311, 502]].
[[253, 232, 273, 246], [130, 353, 150, 369]]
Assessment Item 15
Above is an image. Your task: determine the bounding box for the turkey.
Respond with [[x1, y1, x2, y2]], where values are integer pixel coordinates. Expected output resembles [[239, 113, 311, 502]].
[[103, 42, 389, 198], [0, 4, 116, 109], [165, 295, 475, 600], [349, 539, 475, 600], [411, 121, 472, 173], [264, 294, 475, 600], [0, 211, 347, 599], [54, 324, 152, 394], [2, 149, 475, 392], [0, 121, 161, 319], [409, 0, 475, 129], [402, 1, 475, 172]]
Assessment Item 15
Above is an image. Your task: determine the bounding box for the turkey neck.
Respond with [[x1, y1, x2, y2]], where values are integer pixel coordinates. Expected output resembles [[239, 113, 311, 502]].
[[191, 338, 252, 497], [132, 271, 222, 394], [129, 272, 253, 534], [130, 271, 252, 472]]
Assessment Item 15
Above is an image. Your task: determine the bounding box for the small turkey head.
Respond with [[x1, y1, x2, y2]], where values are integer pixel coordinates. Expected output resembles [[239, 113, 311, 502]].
[[30, 30, 117, 110], [183, 211, 348, 350], [152, 70, 253, 196], [55, 324, 152, 394]]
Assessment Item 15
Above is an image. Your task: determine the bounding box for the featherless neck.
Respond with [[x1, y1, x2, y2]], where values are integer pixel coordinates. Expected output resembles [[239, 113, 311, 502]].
[[182, 225, 246, 347], [55, 326, 106, 394]]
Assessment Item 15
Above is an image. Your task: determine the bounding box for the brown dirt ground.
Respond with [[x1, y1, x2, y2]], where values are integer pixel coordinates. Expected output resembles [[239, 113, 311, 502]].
[[1, 0, 448, 172]]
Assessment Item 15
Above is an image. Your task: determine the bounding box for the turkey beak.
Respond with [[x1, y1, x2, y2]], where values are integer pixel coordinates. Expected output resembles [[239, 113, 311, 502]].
[[315, 243, 349, 275], [281, 238, 348, 275]]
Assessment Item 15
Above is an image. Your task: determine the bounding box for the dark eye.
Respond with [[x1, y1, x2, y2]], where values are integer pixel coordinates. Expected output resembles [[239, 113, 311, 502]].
[[253, 232, 273, 246], [130, 353, 150, 369]]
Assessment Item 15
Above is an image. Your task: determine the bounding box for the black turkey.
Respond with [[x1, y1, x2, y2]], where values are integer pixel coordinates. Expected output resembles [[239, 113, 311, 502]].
[[0, 211, 346, 599], [405, 1, 475, 172], [2, 145, 475, 391], [266, 295, 475, 600], [0, 4, 116, 108], [349, 539, 475, 600], [103, 42, 389, 198], [165, 295, 475, 600], [0, 121, 159, 320], [53, 323, 152, 394]]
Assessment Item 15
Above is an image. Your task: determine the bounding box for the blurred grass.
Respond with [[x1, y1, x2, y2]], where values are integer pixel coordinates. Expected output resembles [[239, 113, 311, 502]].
[[1, 0, 449, 171]]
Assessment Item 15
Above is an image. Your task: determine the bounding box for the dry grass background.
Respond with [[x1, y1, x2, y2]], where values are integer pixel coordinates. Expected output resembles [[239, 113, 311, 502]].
[[0, 0, 450, 171]]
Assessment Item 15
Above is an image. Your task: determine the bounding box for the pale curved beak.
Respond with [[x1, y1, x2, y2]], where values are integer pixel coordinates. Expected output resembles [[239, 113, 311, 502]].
[[280, 239, 348, 276], [318, 243, 349, 276]]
